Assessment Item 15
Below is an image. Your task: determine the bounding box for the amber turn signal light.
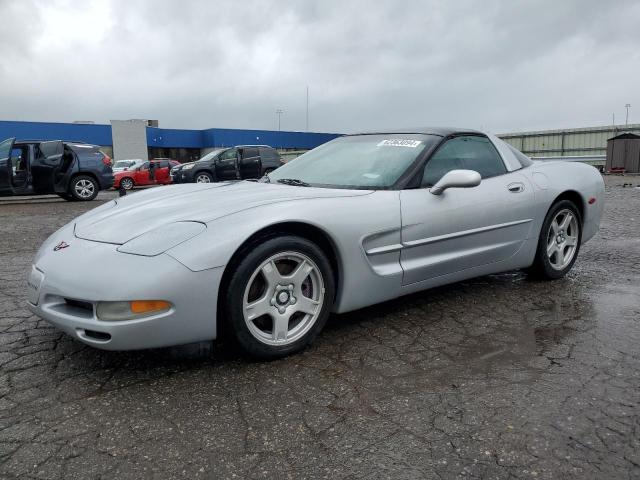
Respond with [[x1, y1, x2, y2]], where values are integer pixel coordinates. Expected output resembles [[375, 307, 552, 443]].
[[130, 300, 171, 314]]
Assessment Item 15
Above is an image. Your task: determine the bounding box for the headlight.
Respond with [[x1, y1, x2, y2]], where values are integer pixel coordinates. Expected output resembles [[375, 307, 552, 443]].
[[97, 300, 172, 321], [183, 164, 195, 170], [117, 222, 206, 256]]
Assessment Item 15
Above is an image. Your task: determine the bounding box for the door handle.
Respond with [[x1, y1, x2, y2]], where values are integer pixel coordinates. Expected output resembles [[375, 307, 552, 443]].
[[508, 182, 525, 193]]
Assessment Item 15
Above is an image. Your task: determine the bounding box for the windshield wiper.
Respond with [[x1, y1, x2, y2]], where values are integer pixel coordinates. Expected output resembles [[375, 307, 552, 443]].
[[276, 178, 310, 187]]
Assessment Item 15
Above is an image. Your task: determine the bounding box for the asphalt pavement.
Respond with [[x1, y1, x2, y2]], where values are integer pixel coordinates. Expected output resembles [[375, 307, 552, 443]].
[[0, 179, 638, 479]]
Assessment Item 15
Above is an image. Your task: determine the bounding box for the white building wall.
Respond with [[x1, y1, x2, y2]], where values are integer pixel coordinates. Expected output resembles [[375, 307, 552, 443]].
[[498, 124, 640, 157], [110, 119, 149, 161]]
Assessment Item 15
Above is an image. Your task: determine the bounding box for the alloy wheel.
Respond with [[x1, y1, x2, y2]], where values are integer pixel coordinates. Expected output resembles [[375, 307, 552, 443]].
[[74, 179, 95, 199], [242, 251, 325, 346], [196, 174, 211, 183], [546, 208, 579, 270]]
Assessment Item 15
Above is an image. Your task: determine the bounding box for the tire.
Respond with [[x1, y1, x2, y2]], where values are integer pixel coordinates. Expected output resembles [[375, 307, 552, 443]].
[[57, 193, 77, 201], [223, 235, 335, 359], [120, 177, 134, 190], [529, 200, 582, 279], [195, 171, 213, 183], [69, 175, 99, 201], [263, 168, 275, 175]]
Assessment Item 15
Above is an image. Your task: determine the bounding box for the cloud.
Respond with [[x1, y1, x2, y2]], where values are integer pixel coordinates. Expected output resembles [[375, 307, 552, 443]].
[[0, 0, 638, 134]]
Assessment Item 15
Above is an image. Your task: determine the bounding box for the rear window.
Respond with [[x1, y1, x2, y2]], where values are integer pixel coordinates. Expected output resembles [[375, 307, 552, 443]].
[[243, 147, 259, 158], [259, 147, 279, 160], [67, 143, 98, 152]]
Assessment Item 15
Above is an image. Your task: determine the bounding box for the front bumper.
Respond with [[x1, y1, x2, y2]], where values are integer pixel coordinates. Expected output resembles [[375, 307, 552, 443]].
[[170, 169, 194, 184], [26, 236, 225, 350]]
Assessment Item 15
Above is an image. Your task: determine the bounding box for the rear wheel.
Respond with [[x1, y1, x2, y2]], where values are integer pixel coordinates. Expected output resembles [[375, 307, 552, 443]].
[[120, 177, 134, 190], [195, 171, 213, 183], [69, 175, 99, 201], [223, 235, 335, 359], [529, 200, 582, 279]]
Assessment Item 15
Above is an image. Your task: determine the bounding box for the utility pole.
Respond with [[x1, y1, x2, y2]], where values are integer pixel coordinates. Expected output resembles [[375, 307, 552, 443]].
[[625, 104, 631, 126], [276, 109, 284, 131], [306, 86, 309, 132]]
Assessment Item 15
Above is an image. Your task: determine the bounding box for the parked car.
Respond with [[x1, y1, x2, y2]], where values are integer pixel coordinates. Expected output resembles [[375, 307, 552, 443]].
[[0, 137, 113, 201], [112, 159, 145, 173], [171, 145, 283, 183], [113, 159, 180, 190], [27, 128, 604, 359]]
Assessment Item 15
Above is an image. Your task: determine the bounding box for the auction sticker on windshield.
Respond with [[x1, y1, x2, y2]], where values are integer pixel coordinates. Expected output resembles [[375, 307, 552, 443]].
[[377, 139, 422, 148]]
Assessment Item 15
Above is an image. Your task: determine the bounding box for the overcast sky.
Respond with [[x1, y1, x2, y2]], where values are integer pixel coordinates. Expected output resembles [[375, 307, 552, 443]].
[[0, 0, 638, 134]]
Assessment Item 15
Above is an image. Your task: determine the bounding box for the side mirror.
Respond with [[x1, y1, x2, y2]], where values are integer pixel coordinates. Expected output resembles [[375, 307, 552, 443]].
[[430, 169, 481, 195]]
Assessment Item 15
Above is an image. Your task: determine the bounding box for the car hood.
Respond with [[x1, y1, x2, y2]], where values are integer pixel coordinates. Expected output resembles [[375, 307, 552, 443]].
[[74, 181, 372, 244]]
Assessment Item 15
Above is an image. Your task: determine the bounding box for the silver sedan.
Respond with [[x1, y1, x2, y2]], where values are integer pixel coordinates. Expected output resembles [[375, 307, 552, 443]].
[[26, 128, 604, 358]]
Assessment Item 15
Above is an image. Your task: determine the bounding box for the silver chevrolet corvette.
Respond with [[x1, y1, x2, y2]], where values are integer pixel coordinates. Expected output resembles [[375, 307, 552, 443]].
[[27, 128, 604, 358]]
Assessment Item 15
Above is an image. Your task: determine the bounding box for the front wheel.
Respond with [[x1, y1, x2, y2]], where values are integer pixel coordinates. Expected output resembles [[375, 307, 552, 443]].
[[529, 200, 582, 279], [120, 177, 134, 190], [223, 236, 335, 359], [69, 175, 99, 201], [195, 171, 213, 183]]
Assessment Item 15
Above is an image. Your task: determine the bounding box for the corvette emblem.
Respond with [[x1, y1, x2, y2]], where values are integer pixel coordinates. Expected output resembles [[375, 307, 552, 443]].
[[53, 241, 70, 251]]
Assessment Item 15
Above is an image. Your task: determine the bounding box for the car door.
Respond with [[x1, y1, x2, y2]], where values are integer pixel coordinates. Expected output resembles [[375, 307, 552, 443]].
[[31, 141, 64, 194], [0, 137, 16, 194], [259, 147, 282, 172], [156, 160, 171, 184], [215, 148, 239, 180], [399, 135, 534, 285], [238, 147, 262, 179], [135, 162, 150, 185]]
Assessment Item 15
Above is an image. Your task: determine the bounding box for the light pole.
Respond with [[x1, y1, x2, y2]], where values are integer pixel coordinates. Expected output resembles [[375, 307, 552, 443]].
[[276, 109, 284, 131], [625, 104, 631, 126], [306, 86, 309, 132]]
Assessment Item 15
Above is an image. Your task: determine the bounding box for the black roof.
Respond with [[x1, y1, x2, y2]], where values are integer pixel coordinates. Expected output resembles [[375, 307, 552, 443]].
[[15, 139, 99, 147], [608, 133, 640, 141], [349, 127, 482, 137]]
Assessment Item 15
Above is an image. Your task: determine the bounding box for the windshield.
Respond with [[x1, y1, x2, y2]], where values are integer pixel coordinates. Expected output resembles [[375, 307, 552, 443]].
[[268, 134, 438, 189], [113, 160, 137, 168], [198, 149, 224, 162]]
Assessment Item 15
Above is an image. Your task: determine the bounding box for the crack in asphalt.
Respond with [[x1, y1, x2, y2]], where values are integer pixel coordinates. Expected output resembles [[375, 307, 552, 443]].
[[0, 183, 638, 479]]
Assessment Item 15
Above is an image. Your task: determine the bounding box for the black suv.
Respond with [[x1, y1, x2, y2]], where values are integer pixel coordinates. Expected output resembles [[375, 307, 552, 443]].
[[171, 145, 282, 184], [0, 138, 113, 201]]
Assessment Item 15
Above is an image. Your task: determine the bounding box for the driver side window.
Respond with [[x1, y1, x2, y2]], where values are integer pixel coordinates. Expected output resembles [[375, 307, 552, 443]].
[[220, 148, 237, 161], [421, 136, 506, 187]]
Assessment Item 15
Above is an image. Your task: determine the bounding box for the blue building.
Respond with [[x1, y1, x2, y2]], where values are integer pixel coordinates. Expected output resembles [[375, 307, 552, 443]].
[[0, 120, 341, 162]]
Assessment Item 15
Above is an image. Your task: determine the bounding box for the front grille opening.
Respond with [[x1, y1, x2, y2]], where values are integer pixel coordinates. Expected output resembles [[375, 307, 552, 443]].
[[83, 329, 111, 341], [64, 298, 93, 312]]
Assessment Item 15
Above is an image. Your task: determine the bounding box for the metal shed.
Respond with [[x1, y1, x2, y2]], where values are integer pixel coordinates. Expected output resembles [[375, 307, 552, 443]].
[[606, 133, 640, 173]]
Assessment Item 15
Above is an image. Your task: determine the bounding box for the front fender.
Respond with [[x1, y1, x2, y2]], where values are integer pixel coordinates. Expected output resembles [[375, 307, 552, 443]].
[[165, 192, 405, 313]]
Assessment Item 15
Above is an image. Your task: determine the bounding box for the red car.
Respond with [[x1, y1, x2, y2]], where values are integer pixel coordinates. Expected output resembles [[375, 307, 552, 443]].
[[113, 159, 180, 190]]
